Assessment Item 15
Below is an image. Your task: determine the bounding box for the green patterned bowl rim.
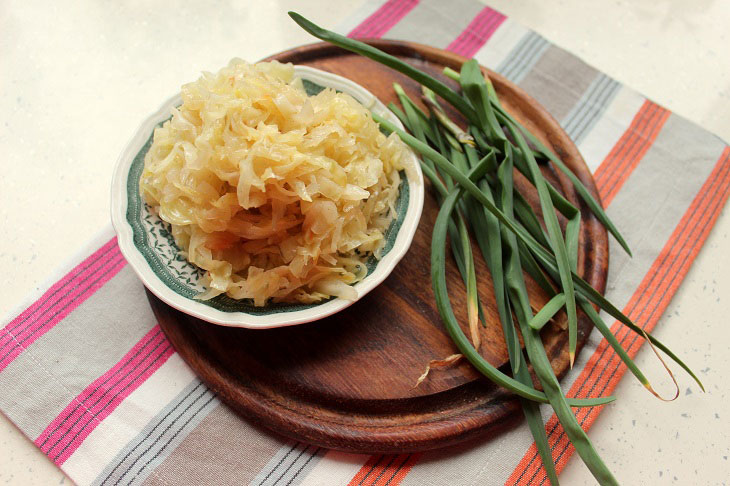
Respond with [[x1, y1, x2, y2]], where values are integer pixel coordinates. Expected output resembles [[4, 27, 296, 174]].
[[110, 65, 424, 329]]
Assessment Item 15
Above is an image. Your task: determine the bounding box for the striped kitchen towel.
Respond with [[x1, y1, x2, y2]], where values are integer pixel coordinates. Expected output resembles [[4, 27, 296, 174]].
[[1, 0, 728, 485]]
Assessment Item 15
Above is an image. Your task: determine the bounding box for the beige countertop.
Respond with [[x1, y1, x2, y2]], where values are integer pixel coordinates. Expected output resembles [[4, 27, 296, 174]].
[[1, 0, 728, 484]]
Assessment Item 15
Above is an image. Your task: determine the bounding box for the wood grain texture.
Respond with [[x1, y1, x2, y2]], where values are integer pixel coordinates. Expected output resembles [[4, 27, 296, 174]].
[[149, 40, 609, 453]]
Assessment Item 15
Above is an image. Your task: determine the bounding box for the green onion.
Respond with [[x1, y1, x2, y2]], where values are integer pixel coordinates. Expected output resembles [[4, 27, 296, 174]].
[[393, 84, 486, 335], [288, 12, 479, 124], [529, 293, 566, 330], [290, 13, 700, 485], [431, 180, 613, 408], [422, 86, 475, 146], [503, 112, 579, 367], [445, 65, 632, 255], [504, 246, 618, 485], [459, 60, 506, 141], [495, 146, 559, 483], [377, 108, 701, 390]]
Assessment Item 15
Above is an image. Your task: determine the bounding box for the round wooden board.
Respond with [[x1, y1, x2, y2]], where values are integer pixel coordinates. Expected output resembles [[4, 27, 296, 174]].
[[148, 40, 609, 454]]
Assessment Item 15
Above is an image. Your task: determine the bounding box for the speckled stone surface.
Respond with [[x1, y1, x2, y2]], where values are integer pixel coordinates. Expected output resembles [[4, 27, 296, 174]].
[[1, 0, 728, 484]]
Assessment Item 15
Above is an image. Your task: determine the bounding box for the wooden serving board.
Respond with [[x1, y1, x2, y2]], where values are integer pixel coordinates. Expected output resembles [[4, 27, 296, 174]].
[[148, 40, 609, 454]]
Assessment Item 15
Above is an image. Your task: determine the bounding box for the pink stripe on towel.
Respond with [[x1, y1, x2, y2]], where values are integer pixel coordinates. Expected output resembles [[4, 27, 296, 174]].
[[348, 0, 419, 39], [35, 326, 174, 465], [0, 238, 126, 372], [446, 6, 506, 58]]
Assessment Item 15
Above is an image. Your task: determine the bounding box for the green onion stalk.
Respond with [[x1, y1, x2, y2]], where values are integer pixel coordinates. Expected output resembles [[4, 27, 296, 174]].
[[289, 12, 701, 485]]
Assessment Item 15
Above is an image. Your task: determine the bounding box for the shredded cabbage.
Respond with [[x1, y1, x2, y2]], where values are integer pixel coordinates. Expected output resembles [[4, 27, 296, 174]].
[[140, 59, 407, 306]]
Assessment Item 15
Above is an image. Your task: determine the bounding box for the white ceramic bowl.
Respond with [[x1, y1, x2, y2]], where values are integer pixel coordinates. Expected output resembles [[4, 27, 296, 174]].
[[111, 65, 424, 329]]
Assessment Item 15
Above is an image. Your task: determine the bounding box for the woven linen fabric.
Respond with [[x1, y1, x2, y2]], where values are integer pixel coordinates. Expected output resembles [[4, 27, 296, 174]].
[[1, 1, 728, 485]]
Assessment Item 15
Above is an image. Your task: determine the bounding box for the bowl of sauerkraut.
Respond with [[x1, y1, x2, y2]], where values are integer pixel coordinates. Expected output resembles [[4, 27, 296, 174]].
[[111, 60, 423, 328]]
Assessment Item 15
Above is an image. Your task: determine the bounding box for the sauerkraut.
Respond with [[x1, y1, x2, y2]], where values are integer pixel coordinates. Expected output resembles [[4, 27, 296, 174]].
[[140, 59, 408, 306]]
